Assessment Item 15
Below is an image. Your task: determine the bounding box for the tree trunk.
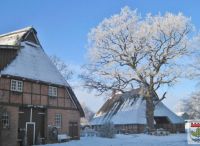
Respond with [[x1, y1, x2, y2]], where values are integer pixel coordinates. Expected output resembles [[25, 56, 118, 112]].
[[145, 91, 155, 133]]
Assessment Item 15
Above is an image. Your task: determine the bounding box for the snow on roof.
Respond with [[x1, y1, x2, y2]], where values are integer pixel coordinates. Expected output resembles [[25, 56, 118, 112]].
[[91, 89, 184, 125], [1, 42, 69, 86], [0, 27, 33, 46], [175, 112, 186, 116], [154, 102, 184, 123]]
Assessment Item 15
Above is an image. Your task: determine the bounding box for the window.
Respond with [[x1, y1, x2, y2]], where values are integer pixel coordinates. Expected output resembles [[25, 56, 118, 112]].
[[1, 112, 9, 129], [55, 114, 62, 128], [48, 86, 57, 97], [11, 79, 23, 92]]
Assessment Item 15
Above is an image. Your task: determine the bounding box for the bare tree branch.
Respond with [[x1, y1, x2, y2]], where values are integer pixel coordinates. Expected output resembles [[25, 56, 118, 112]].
[[81, 7, 194, 132], [50, 55, 73, 80]]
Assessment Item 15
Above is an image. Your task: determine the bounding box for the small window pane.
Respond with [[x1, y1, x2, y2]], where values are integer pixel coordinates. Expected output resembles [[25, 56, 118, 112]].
[[17, 81, 23, 91], [48, 86, 57, 97], [11, 80, 16, 91], [1, 112, 9, 129], [10, 80, 23, 92], [55, 114, 62, 128]]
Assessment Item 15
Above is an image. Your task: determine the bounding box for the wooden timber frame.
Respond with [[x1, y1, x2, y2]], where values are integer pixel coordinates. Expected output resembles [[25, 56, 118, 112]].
[[0, 75, 84, 145]]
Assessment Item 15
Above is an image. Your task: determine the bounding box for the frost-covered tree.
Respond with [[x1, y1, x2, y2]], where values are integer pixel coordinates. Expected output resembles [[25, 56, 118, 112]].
[[81, 102, 94, 121], [175, 92, 200, 119], [50, 55, 73, 80], [174, 99, 188, 113], [186, 92, 200, 119], [81, 7, 194, 132], [186, 35, 200, 78]]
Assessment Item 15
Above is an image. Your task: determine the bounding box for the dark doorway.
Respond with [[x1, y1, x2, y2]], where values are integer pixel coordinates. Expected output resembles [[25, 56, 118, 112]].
[[69, 122, 78, 139], [26, 123, 35, 145], [154, 116, 171, 124], [18, 107, 46, 145], [154, 116, 172, 130]]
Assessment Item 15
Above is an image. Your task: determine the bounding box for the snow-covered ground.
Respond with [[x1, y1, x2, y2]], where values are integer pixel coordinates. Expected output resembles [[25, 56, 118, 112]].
[[39, 134, 192, 146]]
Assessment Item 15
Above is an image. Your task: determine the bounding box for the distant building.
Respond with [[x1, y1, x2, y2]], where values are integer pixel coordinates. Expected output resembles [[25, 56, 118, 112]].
[[0, 27, 84, 146], [91, 89, 185, 134]]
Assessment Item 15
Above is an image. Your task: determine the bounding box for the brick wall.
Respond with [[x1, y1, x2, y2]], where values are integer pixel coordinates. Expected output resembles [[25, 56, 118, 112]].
[[47, 108, 80, 136], [0, 77, 10, 90], [1, 106, 19, 146]]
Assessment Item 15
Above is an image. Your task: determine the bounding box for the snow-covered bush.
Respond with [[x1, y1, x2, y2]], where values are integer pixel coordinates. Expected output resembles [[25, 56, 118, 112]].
[[99, 122, 116, 138]]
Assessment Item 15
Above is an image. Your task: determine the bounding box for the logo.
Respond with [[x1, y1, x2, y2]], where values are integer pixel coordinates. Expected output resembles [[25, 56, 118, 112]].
[[187, 120, 200, 144]]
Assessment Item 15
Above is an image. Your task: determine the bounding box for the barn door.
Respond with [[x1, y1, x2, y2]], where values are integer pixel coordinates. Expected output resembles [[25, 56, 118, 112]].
[[26, 122, 35, 145], [154, 116, 171, 129], [69, 122, 78, 139], [18, 107, 46, 145]]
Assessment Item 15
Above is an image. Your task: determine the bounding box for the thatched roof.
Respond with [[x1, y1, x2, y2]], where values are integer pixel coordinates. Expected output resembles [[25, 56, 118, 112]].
[[0, 27, 40, 46], [91, 89, 184, 125]]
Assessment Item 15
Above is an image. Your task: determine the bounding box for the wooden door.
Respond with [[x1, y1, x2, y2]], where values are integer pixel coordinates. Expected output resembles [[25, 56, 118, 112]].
[[26, 122, 35, 145], [69, 122, 78, 139], [32, 109, 45, 142], [18, 107, 46, 144]]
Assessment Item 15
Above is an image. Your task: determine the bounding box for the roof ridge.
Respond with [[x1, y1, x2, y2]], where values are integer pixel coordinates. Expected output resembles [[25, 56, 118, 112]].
[[0, 26, 33, 38]]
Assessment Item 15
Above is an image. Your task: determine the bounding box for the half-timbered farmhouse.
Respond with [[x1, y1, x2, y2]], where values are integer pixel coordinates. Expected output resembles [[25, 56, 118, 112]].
[[0, 27, 84, 146], [91, 89, 185, 134]]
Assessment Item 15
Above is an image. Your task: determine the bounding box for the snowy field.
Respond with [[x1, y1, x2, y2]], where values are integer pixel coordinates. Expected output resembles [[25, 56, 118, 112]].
[[39, 134, 193, 146]]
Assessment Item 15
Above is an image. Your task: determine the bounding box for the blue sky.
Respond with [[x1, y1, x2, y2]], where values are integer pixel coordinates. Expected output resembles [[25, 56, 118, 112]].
[[0, 0, 200, 112]]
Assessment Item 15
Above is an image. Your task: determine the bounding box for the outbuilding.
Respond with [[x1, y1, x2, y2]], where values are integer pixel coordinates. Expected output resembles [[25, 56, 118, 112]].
[[91, 89, 184, 134]]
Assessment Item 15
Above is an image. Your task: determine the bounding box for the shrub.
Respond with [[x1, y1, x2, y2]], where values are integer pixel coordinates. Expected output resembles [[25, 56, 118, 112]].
[[99, 122, 116, 138]]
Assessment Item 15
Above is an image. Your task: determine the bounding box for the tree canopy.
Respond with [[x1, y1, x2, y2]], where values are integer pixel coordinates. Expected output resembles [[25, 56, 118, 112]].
[[82, 7, 193, 96], [81, 7, 195, 132]]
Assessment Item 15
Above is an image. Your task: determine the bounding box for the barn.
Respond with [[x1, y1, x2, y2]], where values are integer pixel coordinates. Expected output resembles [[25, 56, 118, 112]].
[[0, 27, 84, 146], [91, 89, 185, 134]]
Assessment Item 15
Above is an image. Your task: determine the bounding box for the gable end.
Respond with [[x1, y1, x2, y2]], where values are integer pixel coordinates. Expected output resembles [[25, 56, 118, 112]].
[[22, 29, 41, 46]]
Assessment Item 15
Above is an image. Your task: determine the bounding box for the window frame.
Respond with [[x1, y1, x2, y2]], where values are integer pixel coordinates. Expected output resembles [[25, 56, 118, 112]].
[[48, 86, 57, 97], [10, 79, 23, 92], [55, 113, 62, 128], [1, 112, 10, 129]]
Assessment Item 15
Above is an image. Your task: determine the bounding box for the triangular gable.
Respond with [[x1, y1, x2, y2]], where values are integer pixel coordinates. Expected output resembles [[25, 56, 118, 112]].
[[22, 29, 41, 46], [0, 27, 41, 47], [0, 27, 85, 118]]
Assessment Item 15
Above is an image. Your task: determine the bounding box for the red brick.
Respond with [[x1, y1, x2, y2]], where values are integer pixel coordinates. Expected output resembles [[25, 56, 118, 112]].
[[23, 93, 31, 104], [32, 83, 40, 94]]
